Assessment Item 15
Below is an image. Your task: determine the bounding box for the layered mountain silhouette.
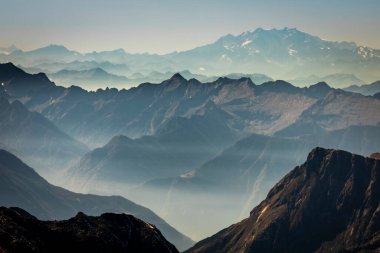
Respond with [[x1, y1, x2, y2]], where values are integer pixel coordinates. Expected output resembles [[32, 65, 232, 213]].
[[7, 63, 380, 149], [0, 149, 194, 251], [345, 80, 380, 96], [186, 148, 380, 253], [0, 97, 88, 178], [130, 124, 380, 239], [66, 99, 239, 188], [0, 207, 178, 253], [50, 68, 131, 90], [0, 63, 341, 147], [2, 63, 380, 241], [191, 124, 380, 195], [288, 73, 364, 88]]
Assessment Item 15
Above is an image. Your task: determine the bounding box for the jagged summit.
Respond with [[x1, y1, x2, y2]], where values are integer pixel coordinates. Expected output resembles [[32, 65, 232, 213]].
[[0, 62, 27, 77], [309, 81, 330, 89], [0, 62, 54, 98], [305, 81, 333, 98], [169, 73, 187, 82]]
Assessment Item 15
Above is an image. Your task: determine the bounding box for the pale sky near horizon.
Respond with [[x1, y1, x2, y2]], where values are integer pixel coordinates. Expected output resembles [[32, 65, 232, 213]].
[[1, 0, 380, 54]]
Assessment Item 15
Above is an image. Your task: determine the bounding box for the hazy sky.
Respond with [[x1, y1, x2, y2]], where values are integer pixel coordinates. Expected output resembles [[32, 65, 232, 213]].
[[1, 0, 380, 54]]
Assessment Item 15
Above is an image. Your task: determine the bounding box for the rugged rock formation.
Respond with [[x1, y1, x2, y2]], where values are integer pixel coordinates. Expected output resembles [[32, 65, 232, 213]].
[[0, 207, 179, 253], [186, 147, 380, 253]]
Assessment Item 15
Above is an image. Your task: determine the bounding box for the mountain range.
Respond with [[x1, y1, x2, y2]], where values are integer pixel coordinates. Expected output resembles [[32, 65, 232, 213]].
[[1, 28, 380, 89], [186, 148, 380, 253], [49, 68, 131, 90], [344, 80, 380, 96], [0, 97, 88, 180], [1, 62, 380, 241], [7, 62, 379, 150], [0, 149, 194, 251]]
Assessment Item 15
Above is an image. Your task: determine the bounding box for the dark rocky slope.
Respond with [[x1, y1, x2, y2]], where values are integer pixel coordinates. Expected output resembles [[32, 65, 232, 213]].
[[0, 149, 193, 251], [186, 147, 380, 253], [0, 207, 178, 253]]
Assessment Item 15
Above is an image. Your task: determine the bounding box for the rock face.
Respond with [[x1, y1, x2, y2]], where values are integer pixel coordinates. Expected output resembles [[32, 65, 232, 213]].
[[186, 147, 380, 253], [0, 207, 179, 253]]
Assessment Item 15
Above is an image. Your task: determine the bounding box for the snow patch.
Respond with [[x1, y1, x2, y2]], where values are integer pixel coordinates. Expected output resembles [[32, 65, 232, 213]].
[[180, 170, 196, 179], [241, 40, 252, 47], [357, 46, 376, 58], [288, 48, 297, 56], [220, 54, 233, 63]]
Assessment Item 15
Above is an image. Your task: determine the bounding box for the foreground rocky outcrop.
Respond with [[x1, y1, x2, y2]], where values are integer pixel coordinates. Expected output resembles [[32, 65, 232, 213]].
[[186, 147, 380, 253], [0, 207, 179, 253], [0, 149, 194, 251]]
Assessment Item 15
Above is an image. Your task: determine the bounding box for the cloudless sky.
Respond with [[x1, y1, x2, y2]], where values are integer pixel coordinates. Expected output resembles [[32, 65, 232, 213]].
[[1, 0, 380, 54]]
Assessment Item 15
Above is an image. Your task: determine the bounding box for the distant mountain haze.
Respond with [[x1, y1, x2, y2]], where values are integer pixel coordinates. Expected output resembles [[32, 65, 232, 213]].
[[1, 28, 380, 87], [127, 125, 380, 240], [344, 80, 380, 96], [0, 96, 88, 181]]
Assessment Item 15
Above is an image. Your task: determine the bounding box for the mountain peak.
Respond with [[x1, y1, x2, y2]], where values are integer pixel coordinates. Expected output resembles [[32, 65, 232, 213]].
[[308, 81, 332, 91], [0, 62, 27, 77], [303, 81, 334, 99], [170, 73, 187, 82], [309, 81, 330, 88], [107, 135, 134, 147], [161, 73, 188, 90], [39, 44, 71, 52]]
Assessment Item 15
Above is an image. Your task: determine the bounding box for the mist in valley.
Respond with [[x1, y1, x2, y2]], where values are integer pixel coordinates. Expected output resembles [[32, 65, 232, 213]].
[[1, 1, 380, 252]]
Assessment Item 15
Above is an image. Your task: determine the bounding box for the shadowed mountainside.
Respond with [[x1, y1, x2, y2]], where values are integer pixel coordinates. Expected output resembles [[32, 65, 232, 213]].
[[0, 97, 88, 178], [0, 207, 179, 253], [186, 147, 380, 253]]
